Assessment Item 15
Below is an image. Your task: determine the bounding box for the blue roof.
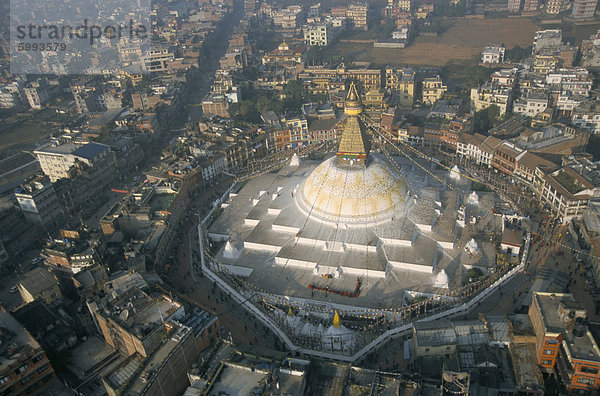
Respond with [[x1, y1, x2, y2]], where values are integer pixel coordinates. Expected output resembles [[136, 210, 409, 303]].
[[72, 142, 109, 160]]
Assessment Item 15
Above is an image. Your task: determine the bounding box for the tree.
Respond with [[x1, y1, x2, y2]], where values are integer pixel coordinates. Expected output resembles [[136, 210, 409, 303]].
[[474, 105, 501, 133]]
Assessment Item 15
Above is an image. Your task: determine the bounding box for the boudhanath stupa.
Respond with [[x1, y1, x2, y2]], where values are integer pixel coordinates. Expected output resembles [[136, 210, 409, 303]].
[[206, 83, 504, 357]]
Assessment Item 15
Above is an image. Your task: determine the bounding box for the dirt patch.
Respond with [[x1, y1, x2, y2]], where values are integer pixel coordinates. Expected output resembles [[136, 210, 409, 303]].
[[326, 17, 539, 66]]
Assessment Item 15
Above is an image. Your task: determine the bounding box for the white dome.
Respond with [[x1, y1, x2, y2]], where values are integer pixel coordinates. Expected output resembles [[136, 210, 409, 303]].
[[298, 156, 408, 223]]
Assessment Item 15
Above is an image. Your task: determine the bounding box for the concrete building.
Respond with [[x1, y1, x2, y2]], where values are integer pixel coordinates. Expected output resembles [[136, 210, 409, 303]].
[[508, 0, 522, 12], [17, 267, 62, 305], [571, 0, 597, 18], [422, 76, 447, 106], [481, 46, 505, 64], [273, 6, 304, 29], [303, 23, 334, 46], [201, 93, 230, 118], [385, 68, 416, 109], [533, 165, 598, 220], [15, 176, 64, 231], [572, 101, 600, 135], [23, 80, 49, 109], [0, 309, 56, 395], [101, 310, 219, 396], [533, 30, 562, 54], [529, 293, 600, 393], [545, 0, 570, 14], [34, 140, 116, 183], [513, 92, 549, 118], [347, 2, 368, 30], [88, 287, 185, 358], [140, 49, 175, 72], [470, 83, 512, 115]]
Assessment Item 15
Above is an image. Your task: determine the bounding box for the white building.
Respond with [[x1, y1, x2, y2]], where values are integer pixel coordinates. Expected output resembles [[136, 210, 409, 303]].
[[572, 101, 600, 134], [303, 23, 333, 46], [546, 68, 593, 97], [456, 133, 501, 166], [481, 46, 505, 64], [200, 154, 227, 182], [513, 92, 549, 117], [15, 176, 64, 230], [273, 6, 304, 28], [23, 80, 49, 109], [0, 80, 23, 108], [34, 140, 115, 182]]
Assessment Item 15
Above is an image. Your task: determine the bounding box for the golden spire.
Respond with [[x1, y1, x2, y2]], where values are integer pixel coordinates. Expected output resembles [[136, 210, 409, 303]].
[[336, 82, 370, 167], [333, 311, 341, 328], [288, 307, 293, 317]]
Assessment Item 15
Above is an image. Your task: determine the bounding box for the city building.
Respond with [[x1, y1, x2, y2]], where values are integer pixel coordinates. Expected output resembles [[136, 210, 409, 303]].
[[533, 30, 563, 54], [88, 287, 185, 358], [272, 6, 304, 29], [508, 0, 522, 12], [470, 83, 512, 115], [529, 293, 600, 393], [422, 76, 447, 106], [0, 309, 56, 395], [545, 0, 570, 14], [140, 49, 175, 72], [303, 23, 335, 46], [15, 176, 64, 231], [571, 0, 597, 18], [347, 2, 368, 30], [17, 267, 63, 305], [23, 80, 49, 109], [34, 140, 116, 183], [385, 68, 416, 109], [481, 46, 505, 64]]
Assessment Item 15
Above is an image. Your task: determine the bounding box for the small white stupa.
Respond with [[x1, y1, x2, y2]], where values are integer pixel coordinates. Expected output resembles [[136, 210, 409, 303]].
[[322, 311, 356, 353], [467, 191, 479, 206], [290, 153, 300, 167], [223, 240, 243, 259], [465, 238, 479, 255], [433, 269, 450, 289], [448, 165, 461, 182]]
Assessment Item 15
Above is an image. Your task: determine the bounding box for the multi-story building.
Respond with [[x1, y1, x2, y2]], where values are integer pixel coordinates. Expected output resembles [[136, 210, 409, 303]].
[[88, 287, 185, 358], [0, 80, 23, 108], [508, 0, 522, 12], [530, 293, 600, 393], [262, 42, 306, 66], [398, 0, 412, 11], [15, 176, 64, 231], [140, 49, 175, 72], [17, 267, 63, 305], [34, 140, 116, 183], [470, 83, 512, 115], [101, 311, 219, 396], [547, 68, 593, 97], [299, 65, 382, 92], [23, 80, 49, 109], [283, 115, 309, 147], [572, 100, 600, 135], [273, 6, 304, 29], [523, 0, 541, 12], [513, 92, 549, 118], [457, 133, 502, 166], [386, 68, 416, 109], [571, 0, 597, 18], [533, 29, 563, 54], [303, 23, 335, 46], [492, 141, 522, 175], [201, 93, 230, 118], [44, 238, 98, 274], [347, 2, 368, 30], [0, 309, 56, 395], [533, 164, 598, 220], [481, 46, 505, 64], [422, 76, 447, 106], [545, 0, 570, 14]]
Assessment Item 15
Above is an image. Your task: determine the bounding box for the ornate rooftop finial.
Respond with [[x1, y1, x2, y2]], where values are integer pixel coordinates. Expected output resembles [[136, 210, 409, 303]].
[[336, 82, 370, 168]]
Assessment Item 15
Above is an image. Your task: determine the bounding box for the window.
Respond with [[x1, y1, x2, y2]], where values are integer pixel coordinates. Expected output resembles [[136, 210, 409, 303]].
[[577, 376, 595, 385], [541, 359, 553, 365], [31, 355, 43, 364], [580, 366, 599, 375], [20, 374, 33, 384], [15, 364, 28, 374], [36, 364, 48, 374], [543, 349, 554, 356], [0, 376, 8, 384]]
